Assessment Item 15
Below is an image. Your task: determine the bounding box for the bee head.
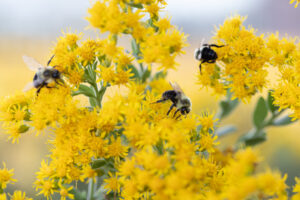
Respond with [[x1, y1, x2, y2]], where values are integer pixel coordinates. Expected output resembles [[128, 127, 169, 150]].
[[52, 69, 60, 79], [181, 107, 191, 115]]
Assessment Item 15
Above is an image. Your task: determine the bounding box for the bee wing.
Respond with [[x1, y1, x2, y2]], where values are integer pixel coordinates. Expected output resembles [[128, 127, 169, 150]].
[[200, 38, 205, 48], [23, 82, 34, 92], [22, 55, 44, 71], [169, 81, 185, 94]]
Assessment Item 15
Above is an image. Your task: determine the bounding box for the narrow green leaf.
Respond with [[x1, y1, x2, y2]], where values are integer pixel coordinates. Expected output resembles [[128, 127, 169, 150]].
[[83, 68, 92, 83], [219, 98, 239, 119], [267, 90, 279, 113], [18, 124, 29, 133], [131, 39, 138, 55], [141, 69, 151, 82], [127, 65, 140, 79], [239, 129, 266, 146], [73, 84, 96, 98], [89, 97, 98, 108], [88, 63, 97, 82], [91, 159, 106, 169], [73, 189, 87, 200], [253, 97, 268, 128], [126, 2, 143, 9], [273, 115, 297, 126], [153, 71, 167, 80], [216, 125, 236, 137], [244, 132, 266, 146]]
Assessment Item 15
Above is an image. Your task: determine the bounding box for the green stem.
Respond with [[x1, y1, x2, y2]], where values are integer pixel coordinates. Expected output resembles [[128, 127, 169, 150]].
[[87, 178, 95, 200], [262, 110, 284, 127]]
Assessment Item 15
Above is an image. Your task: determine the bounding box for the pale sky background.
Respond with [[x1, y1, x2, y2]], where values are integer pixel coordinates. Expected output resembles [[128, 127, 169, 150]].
[[0, 0, 299, 39]]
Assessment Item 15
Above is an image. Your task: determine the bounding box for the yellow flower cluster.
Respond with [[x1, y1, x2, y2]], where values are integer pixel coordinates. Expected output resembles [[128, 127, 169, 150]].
[[197, 15, 300, 121], [87, 0, 187, 70], [0, 163, 32, 200], [1, 1, 300, 200], [198, 16, 270, 101], [0, 91, 34, 143], [267, 34, 300, 120]]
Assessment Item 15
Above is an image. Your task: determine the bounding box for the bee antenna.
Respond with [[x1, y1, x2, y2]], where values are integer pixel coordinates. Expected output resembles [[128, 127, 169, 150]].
[[47, 55, 55, 66]]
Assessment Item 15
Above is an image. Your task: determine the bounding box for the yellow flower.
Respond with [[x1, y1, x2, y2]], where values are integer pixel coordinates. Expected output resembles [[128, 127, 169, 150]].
[[199, 112, 217, 132], [290, 0, 300, 7], [35, 179, 56, 199], [294, 177, 300, 193], [199, 133, 219, 153], [104, 172, 120, 194], [58, 182, 74, 200], [154, 17, 172, 32], [80, 165, 97, 183], [117, 158, 136, 177], [145, 3, 161, 18], [36, 160, 54, 180], [77, 39, 98, 65], [0, 162, 17, 189], [113, 69, 133, 86], [10, 191, 32, 200], [257, 170, 288, 196], [0, 194, 6, 200], [107, 137, 128, 161]]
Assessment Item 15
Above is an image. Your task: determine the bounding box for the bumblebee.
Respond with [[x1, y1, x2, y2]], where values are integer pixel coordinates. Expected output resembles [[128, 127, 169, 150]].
[[194, 39, 224, 73], [23, 55, 62, 94], [153, 82, 191, 119]]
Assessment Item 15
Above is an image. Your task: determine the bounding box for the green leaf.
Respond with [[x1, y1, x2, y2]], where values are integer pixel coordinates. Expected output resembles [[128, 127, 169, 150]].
[[218, 98, 239, 119], [91, 159, 106, 169], [126, 2, 143, 9], [131, 39, 141, 59], [18, 124, 29, 133], [72, 84, 96, 98], [267, 90, 279, 113], [83, 68, 92, 83], [244, 132, 266, 146], [273, 115, 297, 126], [73, 189, 87, 200], [127, 65, 140, 79], [239, 129, 266, 146], [89, 97, 98, 108], [87, 62, 97, 82], [215, 125, 236, 137], [131, 39, 138, 54], [141, 69, 151, 83], [253, 97, 268, 128], [153, 71, 167, 80]]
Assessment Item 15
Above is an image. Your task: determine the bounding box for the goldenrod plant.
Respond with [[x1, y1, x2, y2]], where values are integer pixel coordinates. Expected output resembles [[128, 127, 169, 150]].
[[0, 0, 300, 199]]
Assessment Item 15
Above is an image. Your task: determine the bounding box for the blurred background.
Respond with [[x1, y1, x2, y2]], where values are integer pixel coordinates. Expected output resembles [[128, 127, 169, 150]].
[[0, 0, 300, 196]]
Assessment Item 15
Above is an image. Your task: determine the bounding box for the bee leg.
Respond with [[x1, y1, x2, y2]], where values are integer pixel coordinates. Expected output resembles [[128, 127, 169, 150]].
[[47, 55, 55, 66], [199, 60, 207, 73], [176, 114, 182, 120], [167, 104, 175, 116], [173, 108, 181, 118], [152, 99, 167, 104], [36, 85, 44, 95], [55, 79, 63, 86], [209, 44, 225, 48]]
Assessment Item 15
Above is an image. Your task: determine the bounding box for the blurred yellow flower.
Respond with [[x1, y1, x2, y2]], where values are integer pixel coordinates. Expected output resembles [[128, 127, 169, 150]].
[[0, 162, 16, 189], [10, 191, 32, 200]]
